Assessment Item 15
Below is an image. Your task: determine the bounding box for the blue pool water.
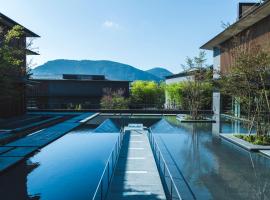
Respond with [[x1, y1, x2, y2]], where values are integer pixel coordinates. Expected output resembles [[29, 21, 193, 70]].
[[0, 114, 269, 200], [0, 125, 119, 200], [152, 116, 270, 200]]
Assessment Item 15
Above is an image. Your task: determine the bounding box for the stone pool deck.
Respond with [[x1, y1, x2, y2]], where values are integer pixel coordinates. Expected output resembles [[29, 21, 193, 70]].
[[260, 150, 270, 158], [107, 130, 166, 200], [0, 112, 96, 173]]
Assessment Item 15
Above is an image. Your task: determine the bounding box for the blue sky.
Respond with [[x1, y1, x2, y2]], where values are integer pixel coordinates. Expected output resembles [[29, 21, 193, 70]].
[[1, 0, 246, 73]]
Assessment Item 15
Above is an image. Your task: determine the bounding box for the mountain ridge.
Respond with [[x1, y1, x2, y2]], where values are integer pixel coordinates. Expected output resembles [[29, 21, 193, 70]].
[[31, 59, 173, 81]]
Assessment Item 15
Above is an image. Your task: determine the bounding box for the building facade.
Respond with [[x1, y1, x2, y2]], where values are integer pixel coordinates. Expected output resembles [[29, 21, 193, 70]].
[[201, 1, 270, 116], [27, 75, 130, 109], [0, 13, 39, 118]]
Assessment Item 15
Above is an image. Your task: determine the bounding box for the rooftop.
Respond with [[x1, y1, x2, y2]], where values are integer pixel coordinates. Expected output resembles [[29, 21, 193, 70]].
[[201, 0, 270, 50], [0, 12, 40, 38]]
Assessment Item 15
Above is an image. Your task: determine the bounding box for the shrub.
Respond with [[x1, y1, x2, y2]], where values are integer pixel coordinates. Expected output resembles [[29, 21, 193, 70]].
[[100, 88, 128, 109]]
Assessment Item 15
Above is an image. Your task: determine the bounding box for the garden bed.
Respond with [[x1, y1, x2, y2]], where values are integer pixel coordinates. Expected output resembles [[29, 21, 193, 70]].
[[235, 134, 270, 146], [220, 134, 270, 151]]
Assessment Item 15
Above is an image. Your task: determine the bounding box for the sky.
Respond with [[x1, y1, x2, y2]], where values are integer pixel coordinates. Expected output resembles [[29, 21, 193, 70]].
[[0, 0, 249, 73]]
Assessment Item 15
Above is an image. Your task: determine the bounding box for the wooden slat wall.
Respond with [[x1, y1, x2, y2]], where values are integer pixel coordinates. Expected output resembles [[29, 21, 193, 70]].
[[220, 14, 270, 74]]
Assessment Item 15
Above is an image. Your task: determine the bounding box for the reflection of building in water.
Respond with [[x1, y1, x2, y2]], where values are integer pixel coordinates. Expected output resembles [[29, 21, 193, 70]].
[[0, 160, 40, 200], [212, 114, 221, 136]]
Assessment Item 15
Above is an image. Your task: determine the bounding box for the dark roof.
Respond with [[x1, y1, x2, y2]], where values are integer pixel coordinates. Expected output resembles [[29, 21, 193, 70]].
[[165, 71, 191, 79], [26, 49, 40, 55], [0, 12, 40, 37], [201, 0, 270, 50], [165, 69, 198, 79], [29, 78, 131, 83]]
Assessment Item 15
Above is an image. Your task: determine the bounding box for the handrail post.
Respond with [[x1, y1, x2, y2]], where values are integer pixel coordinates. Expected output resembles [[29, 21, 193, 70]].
[[108, 161, 110, 189], [158, 150, 161, 171], [164, 162, 166, 176], [170, 179, 173, 200], [112, 150, 114, 169], [101, 180, 103, 200]]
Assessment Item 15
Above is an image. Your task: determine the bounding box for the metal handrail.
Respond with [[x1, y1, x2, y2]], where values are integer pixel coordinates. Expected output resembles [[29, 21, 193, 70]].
[[148, 128, 182, 200], [92, 128, 124, 200]]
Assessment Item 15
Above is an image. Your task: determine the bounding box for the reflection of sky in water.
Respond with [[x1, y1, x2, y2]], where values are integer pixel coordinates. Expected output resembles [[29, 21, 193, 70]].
[[0, 128, 119, 200], [154, 116, 270, 200]]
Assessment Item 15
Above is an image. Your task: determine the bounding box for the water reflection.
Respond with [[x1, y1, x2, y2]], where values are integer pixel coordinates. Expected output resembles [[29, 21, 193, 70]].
[[0, 131, 118, 200], [154, 116, 270, 200]]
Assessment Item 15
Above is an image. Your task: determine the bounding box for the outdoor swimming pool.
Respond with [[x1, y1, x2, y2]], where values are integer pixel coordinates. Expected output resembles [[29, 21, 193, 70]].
[[0, 123, 120, 200], [0, 114, 269, 200], [152, 116, 270, 200]]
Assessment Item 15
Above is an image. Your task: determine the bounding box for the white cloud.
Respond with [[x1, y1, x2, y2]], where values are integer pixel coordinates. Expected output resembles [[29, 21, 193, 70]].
[[102, 20, 120, 29]]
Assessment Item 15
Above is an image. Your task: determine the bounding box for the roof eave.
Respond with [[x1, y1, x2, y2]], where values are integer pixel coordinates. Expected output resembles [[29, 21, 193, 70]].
[[0, 13, 40, 38], [200, 0, 270, 50], [26, 49, 40, 55]]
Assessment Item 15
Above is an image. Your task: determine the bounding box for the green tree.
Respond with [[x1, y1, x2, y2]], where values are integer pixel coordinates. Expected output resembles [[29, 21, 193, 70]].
[[165, 83, 184, 108], [180, 51, 213, 119], [0, 25, 27, 109], [130, 81, 165, 109], [219, 45, 270, 136]]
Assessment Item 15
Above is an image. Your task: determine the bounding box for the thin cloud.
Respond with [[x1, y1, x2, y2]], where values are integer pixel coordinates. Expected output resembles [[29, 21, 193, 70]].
[[102, 20, 120, 29]]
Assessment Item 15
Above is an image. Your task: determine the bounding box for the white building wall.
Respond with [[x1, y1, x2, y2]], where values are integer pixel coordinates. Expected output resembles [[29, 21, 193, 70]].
[[213, 47, 221, 116]]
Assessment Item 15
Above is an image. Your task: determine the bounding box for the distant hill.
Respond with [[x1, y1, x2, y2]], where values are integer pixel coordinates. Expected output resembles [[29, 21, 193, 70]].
[[31, 60, 172, 82], [146, 67, 173, 79]]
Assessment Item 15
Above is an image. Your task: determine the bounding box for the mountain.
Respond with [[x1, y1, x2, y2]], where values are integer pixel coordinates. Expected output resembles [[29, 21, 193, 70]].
[[146, 67, 173, 79], [31, 59, 172, 82]]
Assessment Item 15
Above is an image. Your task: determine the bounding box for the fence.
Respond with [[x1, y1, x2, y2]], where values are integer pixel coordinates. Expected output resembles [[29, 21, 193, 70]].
[[148, 129, 182, 200], [92, 129, 124, 200]]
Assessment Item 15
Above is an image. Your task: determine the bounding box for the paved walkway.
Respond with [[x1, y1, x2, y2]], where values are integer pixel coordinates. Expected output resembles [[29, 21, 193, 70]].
[[107, 130, 166, 200], [0, 113, 95, 173]]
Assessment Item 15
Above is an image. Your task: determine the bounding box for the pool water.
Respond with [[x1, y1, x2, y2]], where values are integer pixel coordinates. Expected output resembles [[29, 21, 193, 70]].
[[0, 125, 119, 200], [0, 114, 269, 200], [152, 116, 270, 200]]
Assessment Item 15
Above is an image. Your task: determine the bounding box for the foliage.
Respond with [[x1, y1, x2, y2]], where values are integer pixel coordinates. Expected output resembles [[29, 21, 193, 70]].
[[235, 135, 270, 145], [180, 51, 213, 119], [219, 45, 270, 136], [130, 81, 165, 109], [165, 83, 183, 108], [165, 81, 212, 110], [100, 88, 129, 109], [0, 25, 27, 103]]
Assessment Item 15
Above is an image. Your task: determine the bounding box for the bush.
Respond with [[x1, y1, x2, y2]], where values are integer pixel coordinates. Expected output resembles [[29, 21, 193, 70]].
[[100, 88, 128, 109], [130, 81, 165, 109]]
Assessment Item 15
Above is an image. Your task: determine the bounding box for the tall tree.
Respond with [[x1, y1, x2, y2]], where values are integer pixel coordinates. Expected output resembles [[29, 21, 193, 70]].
[[0, 25, 26, 105], [181, 51, 212, 119]]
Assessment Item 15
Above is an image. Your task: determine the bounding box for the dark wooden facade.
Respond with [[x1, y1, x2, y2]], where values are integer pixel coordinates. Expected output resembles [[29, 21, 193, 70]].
[[220, 14, 270, 74], [0, 13, 39, 118]]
